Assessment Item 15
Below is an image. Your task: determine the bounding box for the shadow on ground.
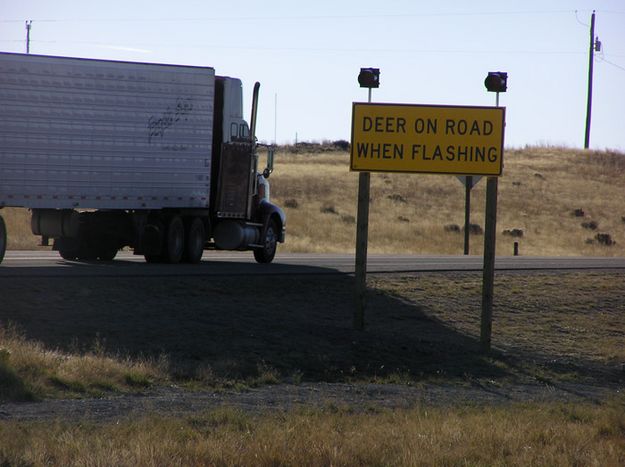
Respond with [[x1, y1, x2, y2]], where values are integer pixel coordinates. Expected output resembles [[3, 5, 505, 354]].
[[0, 262, 618, 386]]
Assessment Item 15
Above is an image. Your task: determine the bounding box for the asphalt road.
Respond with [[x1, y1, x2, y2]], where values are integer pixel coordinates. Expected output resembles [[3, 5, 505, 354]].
[[2, 250, 625, 277]]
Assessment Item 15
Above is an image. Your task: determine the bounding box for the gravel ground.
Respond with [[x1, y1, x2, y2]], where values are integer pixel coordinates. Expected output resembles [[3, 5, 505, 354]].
[[1, 380, 620, 422]]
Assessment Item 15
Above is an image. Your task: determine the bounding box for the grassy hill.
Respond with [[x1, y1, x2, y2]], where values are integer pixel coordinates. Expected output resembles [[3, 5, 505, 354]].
[[3, 146, 625, 257], [270, 145, 625, 257]]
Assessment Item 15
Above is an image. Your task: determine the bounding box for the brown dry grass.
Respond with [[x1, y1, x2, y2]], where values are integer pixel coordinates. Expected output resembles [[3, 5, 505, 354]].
[[1, 401, 624, 466], [0, 325, 167, 401], [1, 208, 42, 250]]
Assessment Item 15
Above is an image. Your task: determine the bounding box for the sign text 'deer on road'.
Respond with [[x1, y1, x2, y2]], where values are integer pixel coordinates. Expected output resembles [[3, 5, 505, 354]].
[[350, 103, 505, 176]]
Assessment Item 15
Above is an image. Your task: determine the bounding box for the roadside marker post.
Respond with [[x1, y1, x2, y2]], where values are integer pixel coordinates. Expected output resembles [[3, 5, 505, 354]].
[[464, 176, 473, 255], [457, 175, 482, 255]]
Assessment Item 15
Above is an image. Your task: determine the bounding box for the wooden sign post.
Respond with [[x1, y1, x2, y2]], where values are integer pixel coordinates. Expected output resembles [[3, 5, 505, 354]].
[[481, 176, 498, 352], [354, 88, 373, 331]]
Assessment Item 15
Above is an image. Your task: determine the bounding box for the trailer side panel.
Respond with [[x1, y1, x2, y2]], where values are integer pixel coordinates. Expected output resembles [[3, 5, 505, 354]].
[[0, 53, 215, 210]]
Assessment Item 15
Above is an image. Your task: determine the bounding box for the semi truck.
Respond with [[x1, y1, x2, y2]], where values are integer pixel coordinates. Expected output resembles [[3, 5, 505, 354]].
[[0, 52, 285, 264]]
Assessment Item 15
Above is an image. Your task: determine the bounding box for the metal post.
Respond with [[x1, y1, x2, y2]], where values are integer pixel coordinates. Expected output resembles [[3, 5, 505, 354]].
[[464, 176, 472, 255], [354, 88, 373, 330], [584, 10, 596, 149]]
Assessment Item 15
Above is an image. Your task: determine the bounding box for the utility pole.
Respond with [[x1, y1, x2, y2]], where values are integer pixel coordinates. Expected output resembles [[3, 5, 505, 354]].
[[25, 20, 32, 54], [584, 10, 598, 149]]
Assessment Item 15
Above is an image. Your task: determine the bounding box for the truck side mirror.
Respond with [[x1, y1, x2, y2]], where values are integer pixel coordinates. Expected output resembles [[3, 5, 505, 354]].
[[263, 147, 275, 178]]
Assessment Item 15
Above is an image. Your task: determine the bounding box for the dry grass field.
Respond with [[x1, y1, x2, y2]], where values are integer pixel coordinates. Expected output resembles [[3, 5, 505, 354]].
[[1, 400, 624, 466], [269, 145, 625, 256]]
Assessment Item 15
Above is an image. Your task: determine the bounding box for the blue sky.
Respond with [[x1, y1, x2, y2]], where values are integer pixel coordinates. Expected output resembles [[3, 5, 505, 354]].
[[1, 0, 624, 150]]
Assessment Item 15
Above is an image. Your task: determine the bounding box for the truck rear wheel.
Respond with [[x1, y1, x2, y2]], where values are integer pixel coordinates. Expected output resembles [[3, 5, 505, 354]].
[[164, 216, 185, 264], [143, 221, 165, 263], [56, 236, 117, 261], [0, 215, 6, 264], [55, 237, 80, 261], [96, 243, 118, 261], [254, 219, 278, 264], [184, 217, 205, 264]]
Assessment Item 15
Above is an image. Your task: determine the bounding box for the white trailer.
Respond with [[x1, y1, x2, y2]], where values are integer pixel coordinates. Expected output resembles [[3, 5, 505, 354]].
[[0, 52, 285, 264]]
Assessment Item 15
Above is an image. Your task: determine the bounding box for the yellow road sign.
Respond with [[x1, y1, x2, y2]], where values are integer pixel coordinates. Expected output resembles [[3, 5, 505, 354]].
[[350, 103, 505, 175]]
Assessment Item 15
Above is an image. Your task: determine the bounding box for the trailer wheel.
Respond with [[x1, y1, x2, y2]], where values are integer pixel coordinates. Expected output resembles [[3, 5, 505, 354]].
[[183, 217, 205, 264], [97, 243, 118, 261], [164, 216, 185, 264], [0, 215, 6, 264], [55, 237, 80, 261], [254, 219, 278, 264], [143, 222, 165, 263]]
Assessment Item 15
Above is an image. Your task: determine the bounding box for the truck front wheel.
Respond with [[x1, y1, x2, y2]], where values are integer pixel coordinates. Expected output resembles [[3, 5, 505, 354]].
[[254, 219, 278, 264]]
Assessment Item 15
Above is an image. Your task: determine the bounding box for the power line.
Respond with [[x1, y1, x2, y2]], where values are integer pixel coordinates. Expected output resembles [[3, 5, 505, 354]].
[[598, 56, 625, 72], [0, 38, 587, 56], [0, 9, 598, 24], [574, 10, 589, 27]]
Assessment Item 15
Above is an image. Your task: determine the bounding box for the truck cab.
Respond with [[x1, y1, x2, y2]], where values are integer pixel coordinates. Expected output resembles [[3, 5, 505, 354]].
[[210, 77, 286, 263]]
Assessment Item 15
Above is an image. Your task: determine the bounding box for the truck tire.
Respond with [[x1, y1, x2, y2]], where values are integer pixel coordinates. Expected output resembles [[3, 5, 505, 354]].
[[254, 219, 278, 264], [55, 237, 80, 261], [164, 216, 185, 264], [96, 243, 118, 261], [183, 217, 205, 264], [56, 236, 116, 262], [0, 215, 6, 264], [143, 221, 165, 263]]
